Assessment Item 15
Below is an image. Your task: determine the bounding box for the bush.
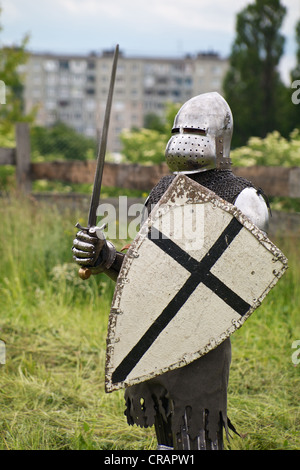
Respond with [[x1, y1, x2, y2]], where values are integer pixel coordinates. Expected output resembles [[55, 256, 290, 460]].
[[120, 128, 166, 165], [30, 123, 97, 162], [231, 129, 300, 167]]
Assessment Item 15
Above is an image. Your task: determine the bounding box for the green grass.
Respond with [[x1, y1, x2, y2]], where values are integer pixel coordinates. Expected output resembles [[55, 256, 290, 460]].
[[0, 165, 148, 198], [0, 196, 299, 450]]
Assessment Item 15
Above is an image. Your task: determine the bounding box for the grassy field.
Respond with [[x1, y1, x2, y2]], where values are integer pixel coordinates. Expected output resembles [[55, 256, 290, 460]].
[[0, 196, 299, 450]]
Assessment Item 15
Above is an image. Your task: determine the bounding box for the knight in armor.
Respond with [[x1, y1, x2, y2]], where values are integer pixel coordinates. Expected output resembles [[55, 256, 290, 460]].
[[72, 92, 269, 450]]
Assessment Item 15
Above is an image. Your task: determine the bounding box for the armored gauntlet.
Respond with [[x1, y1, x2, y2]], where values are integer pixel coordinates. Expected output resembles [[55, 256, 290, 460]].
[[72, 228, 116, 274]]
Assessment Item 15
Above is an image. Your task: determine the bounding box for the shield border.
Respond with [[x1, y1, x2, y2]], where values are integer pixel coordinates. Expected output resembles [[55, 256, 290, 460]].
[[105, 174, 288, 392]]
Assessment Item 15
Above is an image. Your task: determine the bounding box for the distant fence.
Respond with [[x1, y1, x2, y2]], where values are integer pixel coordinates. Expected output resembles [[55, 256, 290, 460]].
[[31, 160, 300, 199], [1, 123, 299, 198], [0, 123, 31, 192], [1, 123, 300, 236]]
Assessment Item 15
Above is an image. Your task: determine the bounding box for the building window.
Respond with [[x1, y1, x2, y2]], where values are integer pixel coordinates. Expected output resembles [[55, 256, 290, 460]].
[[43, 60, 58, 72], [211, 65, 222, 76], [46, 87, 56, 98], [85, 99, 96, 111], [46, 100, 56, 110], [59, 60, 69, 70], [58, 100, 69, 107], [70, 60, 87, 73]]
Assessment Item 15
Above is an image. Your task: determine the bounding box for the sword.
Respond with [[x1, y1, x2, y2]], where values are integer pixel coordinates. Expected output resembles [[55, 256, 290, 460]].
[[76, 44, 119, 280]]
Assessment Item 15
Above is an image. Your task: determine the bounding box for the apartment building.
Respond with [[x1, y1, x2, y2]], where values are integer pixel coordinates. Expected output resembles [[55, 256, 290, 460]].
[[23, 49, 228, 153]]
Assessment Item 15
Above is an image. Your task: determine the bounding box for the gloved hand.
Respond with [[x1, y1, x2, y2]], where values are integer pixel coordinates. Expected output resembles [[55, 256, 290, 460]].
[[72, 226, 116, 275]]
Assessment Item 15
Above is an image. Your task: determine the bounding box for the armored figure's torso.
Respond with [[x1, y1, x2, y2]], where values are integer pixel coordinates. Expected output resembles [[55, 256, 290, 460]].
[[125, 168, 260, 449], [73, 91, 278, 451], [145, 169, 254, 212]]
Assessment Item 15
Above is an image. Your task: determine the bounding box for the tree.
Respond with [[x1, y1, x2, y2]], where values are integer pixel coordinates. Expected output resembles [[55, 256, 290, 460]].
[[30, 122, 97, 161], [0, 6, 34, 135], [143, 113, 166, 134], [291, 20, 300, 81], [120, 102, 180, 165], [223, 0, 288, 147]]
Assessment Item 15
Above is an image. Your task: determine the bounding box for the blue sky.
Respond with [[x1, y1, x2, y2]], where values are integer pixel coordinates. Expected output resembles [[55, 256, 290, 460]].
[[1, 0, 299, 83]]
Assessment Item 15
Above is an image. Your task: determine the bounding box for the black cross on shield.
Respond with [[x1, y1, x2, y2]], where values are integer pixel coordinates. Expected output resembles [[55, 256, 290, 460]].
[[111, 217, 250, 385], [105, 174, 288, 392]]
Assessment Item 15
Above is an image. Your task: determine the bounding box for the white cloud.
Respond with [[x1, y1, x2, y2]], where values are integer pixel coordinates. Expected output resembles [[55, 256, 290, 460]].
[[1, 0, 250, 34], [0, 0, 299, 58], [282, 0, 300, 33], [1, 1, 20, 21], [151, 0, 240, 33], [56, 0, 122, 18]]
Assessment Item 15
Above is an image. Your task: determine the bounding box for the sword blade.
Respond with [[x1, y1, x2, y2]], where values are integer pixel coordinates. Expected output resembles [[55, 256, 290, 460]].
[[87, 44, 119, 227]]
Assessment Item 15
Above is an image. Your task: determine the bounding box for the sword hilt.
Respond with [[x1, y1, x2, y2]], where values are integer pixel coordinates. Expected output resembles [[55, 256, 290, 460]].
[[78, 267, 92, 280], [75, 222, 107, 238], [75, 222, 107, 280]]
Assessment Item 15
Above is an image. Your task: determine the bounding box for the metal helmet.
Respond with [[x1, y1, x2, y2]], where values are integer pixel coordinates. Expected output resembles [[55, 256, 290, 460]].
[[165, 92, 233, 173]]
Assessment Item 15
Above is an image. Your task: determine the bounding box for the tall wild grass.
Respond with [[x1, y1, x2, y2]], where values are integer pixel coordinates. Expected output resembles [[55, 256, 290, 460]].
[[0, 196, 299, 450]]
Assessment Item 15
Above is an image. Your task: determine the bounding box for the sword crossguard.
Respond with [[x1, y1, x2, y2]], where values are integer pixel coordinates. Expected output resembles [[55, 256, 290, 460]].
[[75, 222, 107, 239], [75, 222, 88, 232]]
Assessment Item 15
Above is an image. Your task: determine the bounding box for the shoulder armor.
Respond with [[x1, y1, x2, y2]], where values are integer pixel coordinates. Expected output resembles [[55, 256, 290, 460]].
[[234, 187, 269, 234]]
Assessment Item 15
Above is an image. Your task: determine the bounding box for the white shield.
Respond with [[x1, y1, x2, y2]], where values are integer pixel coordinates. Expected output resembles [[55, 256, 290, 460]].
[[105, 174, 288, 392]]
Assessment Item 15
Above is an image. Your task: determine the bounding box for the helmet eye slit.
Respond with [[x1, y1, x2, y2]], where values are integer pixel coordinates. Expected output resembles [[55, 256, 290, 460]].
[[171, 127, 207, 136]]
